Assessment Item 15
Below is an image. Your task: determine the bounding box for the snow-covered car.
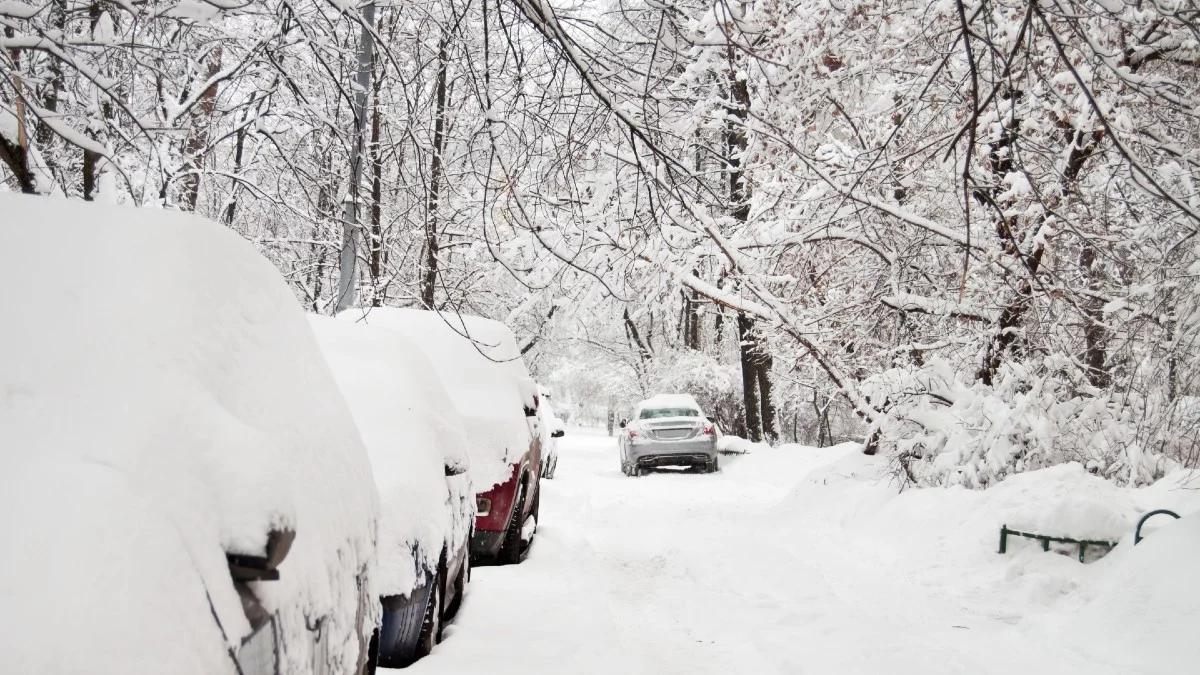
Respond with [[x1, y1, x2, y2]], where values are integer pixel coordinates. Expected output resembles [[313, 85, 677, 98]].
[[310, 316, 474, 667], [538, 388, 566, 479], [618, 394, 719, 476], [0, 195, 379, 675], [343, 308, 543, 565]]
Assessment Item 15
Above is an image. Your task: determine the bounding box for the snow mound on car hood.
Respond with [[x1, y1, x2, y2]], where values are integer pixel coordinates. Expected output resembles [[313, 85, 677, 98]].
[[309, 316, 473, 597], [0, 194, 378, 674], [339, 308, 536, 490]]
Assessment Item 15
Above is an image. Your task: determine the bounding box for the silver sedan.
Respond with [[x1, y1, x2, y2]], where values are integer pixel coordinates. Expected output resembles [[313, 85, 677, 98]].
[[618, 396, 719, 476]]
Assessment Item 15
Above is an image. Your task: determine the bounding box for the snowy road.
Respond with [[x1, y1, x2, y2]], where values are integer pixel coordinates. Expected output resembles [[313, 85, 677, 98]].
[[402, 427, 1163, 675]]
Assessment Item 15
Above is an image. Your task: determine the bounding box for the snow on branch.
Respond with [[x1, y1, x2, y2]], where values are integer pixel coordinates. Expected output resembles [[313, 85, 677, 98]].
[[881, 292, 998, 323]]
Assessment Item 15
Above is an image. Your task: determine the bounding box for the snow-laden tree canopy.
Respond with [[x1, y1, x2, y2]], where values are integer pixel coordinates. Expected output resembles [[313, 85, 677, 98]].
[[4, 0, 1198, 486]]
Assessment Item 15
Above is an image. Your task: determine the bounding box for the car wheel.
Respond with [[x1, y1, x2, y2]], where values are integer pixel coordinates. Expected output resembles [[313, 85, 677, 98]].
[[414, 575, 442, 660], [498, 481, 526, 565]]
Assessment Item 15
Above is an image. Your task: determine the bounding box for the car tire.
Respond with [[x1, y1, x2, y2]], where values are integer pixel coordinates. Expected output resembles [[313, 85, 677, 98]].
[[498, 481, 526, 565], [414, 575, 442, 660]]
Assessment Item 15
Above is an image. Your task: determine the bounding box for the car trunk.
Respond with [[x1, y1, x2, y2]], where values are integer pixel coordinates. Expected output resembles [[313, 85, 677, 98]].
[[641, 417, 704, 441]]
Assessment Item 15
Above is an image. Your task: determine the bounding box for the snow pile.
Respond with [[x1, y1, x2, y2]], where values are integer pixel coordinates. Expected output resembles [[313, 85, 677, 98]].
[[861, 357, 1176, 487], [773, 445, 1200, 672], [716, 435, 768, 455], [309, 316, 473, 598], [0, 194, 378, 675], [339, 308, 538, 490], [1066, 512, 1200, 670]]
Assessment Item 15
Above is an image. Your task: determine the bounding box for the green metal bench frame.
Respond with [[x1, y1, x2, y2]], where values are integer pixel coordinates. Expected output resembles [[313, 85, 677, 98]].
[[998, 525, 1116, 563], [999, 509, 1182, 563], [1134, 509, 1180, 544]]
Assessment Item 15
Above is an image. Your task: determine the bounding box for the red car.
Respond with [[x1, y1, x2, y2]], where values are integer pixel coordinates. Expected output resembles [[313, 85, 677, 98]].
[[354, 308, 544, 566], [473, 430, 542, 564]]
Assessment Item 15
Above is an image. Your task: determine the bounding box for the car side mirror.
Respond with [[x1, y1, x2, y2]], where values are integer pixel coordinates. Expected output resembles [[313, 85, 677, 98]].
[[445, 459, 468, 477], [551, 429, 565, 438], [618, 420, 626, 429], [706, 416, 716, 423], [228, 528, 295, 581]]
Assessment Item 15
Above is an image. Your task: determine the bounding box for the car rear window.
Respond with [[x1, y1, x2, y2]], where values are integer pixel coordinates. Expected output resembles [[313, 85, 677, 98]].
[[639, 407, 700, 419]]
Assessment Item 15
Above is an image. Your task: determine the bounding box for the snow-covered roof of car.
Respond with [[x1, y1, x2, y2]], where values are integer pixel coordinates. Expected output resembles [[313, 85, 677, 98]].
[[339, 307, 537, 490], [0, 194, 378, 674], [309, 316, 472, 597]]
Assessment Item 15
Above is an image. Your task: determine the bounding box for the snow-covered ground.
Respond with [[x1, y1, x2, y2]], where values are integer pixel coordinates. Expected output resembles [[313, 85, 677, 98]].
[[404, 426, 1198, 675]]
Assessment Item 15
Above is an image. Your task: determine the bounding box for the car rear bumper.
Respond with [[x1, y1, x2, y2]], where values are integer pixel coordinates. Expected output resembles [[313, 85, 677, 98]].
[[471, 528, 506, 559], [628, 438, 717, 466]]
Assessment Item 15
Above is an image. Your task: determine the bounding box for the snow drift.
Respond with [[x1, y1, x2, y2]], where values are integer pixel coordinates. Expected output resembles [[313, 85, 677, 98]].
[[765, 444, 1200, 673], [0, 194, 379, 674]]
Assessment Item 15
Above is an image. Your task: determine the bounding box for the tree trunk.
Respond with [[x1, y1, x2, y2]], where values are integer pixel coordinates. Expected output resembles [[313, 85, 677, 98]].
[[1, 31, 36, 193], [684, 270, 701, 350], [181, 46, 222, 211], [223, 125, 247, 225], [368, 67, 384, 305], [738, 313, 762, 442], [35, 1, 65, 184], [977, 127, 1103, 384], [725, 42, 771, 443], [421, 30, 451, 309], [757, 348, 777, 443], [1079, 243, 1109, 388], [337, 1, 377, 313], [82, 1, 108, 201]]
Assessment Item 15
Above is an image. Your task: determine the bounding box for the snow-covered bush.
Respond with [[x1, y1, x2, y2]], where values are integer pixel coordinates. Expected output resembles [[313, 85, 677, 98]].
[[643, 348, 742, 430], [863, 358, 1179, 488]]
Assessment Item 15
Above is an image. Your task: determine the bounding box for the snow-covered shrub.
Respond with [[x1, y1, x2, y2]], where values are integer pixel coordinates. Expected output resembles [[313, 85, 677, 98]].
[[863, 357, 1179, 488], [644, 348, 742, 430]]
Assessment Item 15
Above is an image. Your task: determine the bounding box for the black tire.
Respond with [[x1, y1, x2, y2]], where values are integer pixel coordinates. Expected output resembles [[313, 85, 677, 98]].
[[498, 481, 526, 565], [414, 576, 442, 660]]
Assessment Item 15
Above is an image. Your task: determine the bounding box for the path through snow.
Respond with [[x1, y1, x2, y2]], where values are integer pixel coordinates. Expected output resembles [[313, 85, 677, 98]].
[[403, 427, 1193, 674]]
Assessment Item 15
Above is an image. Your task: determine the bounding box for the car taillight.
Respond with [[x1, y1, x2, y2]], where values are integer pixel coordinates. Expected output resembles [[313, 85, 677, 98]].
[[702, 424, 715, 436], [476, 497, 491, 516], [628, 429, 639, 438]]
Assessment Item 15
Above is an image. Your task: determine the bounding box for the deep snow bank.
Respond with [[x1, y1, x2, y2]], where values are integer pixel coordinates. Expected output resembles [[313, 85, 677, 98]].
[[742, 443, 1200, 673], [0, 195, 378, 674]]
